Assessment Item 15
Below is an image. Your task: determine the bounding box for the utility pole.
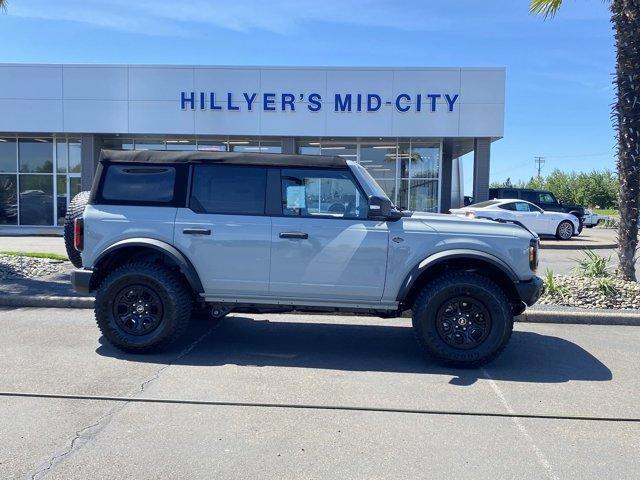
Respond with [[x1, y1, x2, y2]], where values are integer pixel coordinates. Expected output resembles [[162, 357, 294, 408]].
[[534, 156, 545, 180]]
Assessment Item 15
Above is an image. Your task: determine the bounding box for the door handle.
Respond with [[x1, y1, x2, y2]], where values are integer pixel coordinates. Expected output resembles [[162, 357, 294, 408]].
[[279, 231, 308, 240], [183, 228, 211, 235]]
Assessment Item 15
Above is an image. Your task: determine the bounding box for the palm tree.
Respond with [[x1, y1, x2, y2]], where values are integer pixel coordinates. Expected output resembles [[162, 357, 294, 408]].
[[531, 0, 639, 281], [0, 1, 7, 11]]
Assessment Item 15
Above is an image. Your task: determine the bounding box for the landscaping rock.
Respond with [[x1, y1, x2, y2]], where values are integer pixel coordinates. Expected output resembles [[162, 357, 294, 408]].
[[0, 254, 71, 280], [541, 273, 640, 310]]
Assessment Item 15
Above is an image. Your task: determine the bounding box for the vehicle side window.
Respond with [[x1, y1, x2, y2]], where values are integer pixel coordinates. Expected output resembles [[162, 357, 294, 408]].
[[521, 191, 537, 203], [281, 168, 367, 219], [538, 192, 555, 204], [499, 202, 516, 211], [190, 165, 266, 215], [515, 202, 531, 212], [102, 165, 176, 203]]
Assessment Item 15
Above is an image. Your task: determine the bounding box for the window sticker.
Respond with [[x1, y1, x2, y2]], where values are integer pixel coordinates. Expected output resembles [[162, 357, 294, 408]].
[[286, 186, 306, 209]]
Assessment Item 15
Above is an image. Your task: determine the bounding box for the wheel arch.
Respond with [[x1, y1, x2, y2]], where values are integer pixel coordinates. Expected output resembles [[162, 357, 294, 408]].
[[91, 238, 203, 293], [396, 250, 521, 311]]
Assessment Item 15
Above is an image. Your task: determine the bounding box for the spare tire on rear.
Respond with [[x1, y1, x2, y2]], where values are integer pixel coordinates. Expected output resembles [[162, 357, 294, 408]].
[[63, 191, 90, 268]]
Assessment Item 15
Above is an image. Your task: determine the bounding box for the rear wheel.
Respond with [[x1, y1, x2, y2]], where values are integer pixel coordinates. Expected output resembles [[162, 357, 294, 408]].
[[556, 220, 574, 240], [95, 262, 193, 353], [63, 191, 90, 267], [412, 272, 513, 368]]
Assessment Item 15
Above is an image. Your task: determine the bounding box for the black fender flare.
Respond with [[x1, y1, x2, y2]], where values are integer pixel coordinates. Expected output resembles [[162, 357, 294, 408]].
[[396, 249, 518, 303], [94, 238, 204, 293]]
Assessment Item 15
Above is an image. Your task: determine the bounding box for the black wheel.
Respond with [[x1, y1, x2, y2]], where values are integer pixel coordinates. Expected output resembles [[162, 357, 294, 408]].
[[555, 220, 574, 240], [412, 272, 513, 368], [63, 191, 90, 267], [95, 262, 193, 353]]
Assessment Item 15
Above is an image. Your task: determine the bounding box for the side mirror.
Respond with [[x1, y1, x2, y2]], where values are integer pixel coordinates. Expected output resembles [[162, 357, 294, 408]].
[[368, 195, 397, 220]]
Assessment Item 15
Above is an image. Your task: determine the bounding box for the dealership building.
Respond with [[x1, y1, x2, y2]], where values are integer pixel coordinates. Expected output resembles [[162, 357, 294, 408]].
[[0, 64, 505, 234]]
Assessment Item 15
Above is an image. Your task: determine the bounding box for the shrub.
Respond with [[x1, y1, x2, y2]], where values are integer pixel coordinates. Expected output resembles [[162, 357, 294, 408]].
[[576, 250, 611, 278], [595, 276, 617, 296], [543, 270, 571, 299]]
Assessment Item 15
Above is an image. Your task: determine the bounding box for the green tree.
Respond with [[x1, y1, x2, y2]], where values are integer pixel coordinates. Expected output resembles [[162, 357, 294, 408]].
[[531, 0, 639, 281]]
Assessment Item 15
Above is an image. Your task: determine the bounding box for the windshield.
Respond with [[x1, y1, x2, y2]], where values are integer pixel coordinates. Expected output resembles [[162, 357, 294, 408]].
[[351, 162, 392, 203]]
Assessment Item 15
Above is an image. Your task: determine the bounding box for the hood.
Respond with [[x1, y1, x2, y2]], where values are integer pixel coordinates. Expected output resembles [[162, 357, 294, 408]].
[[403, 211, 537, 240]]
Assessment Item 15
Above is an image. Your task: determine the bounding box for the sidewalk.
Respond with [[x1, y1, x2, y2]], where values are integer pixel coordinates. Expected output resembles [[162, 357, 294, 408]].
[[0, 235, 67, 256]]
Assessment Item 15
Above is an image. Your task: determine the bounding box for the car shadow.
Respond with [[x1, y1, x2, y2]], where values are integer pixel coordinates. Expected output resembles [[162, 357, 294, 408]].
[[96, 315, 612, 385]]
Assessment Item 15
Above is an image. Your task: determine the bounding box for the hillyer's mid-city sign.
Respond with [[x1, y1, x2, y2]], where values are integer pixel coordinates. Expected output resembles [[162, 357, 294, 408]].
[[180, 91, 460, 113]]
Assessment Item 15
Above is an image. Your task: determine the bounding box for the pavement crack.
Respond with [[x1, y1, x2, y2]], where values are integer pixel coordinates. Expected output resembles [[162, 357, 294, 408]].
[[26, 323, 217, 479]]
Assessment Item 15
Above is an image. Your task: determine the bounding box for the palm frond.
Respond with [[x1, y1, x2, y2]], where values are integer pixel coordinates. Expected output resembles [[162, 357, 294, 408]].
[[529, 0, 563, 19]]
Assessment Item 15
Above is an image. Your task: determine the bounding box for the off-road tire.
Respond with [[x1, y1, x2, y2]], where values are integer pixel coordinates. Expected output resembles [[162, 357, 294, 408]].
[[555, 220, 574, 240], [412, 272, 513, 368], [95, 262, 193, 353], [63, 191, 90, 267]]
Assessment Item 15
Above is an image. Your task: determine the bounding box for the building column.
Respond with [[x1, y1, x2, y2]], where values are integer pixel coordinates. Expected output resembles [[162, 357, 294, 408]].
[[281, 137, 296, 154], [80, 134, 103, 191], [472, 137, 491, 203], [439, 141, 453, 213]]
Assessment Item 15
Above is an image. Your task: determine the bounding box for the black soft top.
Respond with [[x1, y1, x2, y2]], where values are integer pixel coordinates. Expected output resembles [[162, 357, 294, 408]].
[[99, 149, 348, 168]]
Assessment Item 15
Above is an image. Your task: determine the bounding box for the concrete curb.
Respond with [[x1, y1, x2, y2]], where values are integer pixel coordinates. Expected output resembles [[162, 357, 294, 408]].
[[539, 242, 616, 250], [1, 295, 639, 326], [0, 295, 94, 309], [517, 309, 640, 326]]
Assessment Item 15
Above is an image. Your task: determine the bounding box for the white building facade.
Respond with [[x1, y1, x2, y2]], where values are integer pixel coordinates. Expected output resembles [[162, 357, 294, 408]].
[[0, 64, 505, 233]]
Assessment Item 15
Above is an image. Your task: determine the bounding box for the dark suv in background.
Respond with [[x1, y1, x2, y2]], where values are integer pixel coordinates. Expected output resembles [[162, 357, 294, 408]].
[[488, 188, 585, 231]]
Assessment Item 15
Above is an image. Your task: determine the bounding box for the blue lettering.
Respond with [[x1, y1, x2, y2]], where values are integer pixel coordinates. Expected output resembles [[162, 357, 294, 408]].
[[210, 92, 221, 110], [416, 94, 422, 112], [356, 94, 363, 112], [263, 93, 276, 111], [281, 93, 295, 111], [227, 93, 239, 111], [427, 94, 441, 112], [395, 94, 411, 112], [181, 91, 194, 110], [199, 92, 206, 110], [335, 94, 352, 112], [243, 92, 257, 111], [307, 93, 321, 112], [367, 94, 381, 112], [444, 94, 459, 112]]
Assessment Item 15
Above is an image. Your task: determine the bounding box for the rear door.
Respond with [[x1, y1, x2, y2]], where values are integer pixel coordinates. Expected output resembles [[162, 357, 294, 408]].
[[270, 168, 389, 302], [174, 164, 271, 297]]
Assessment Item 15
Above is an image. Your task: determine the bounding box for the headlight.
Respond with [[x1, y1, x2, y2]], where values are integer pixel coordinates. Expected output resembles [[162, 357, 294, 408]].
[[528, 239, 539, 271]]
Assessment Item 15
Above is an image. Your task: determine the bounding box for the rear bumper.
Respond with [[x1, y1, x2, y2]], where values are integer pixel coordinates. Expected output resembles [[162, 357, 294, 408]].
[[515, 276, 544, 306], [71, 269, 93, 295]]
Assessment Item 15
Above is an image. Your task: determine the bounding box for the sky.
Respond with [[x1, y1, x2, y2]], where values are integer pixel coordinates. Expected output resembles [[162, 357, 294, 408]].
[[0, 0, 617, 193]]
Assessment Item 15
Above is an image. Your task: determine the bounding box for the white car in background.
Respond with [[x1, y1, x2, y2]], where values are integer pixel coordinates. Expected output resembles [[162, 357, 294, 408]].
[[451, 199, 580, 240], [583, 209, 608, 228]]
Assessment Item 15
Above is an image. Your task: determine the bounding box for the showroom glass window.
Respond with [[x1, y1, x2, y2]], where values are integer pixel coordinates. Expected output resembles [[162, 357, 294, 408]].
[[281, 168, 367, 219], [0, 137, 83, 227], [359, 143, 397, 203], [0, 138, 17, 225], [18, 138, 54, 225], [398, 141, 441, 212]]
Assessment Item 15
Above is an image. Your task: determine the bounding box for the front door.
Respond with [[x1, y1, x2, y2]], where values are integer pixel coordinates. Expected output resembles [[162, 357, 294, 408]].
[[270, 168, 389, 302], [174, 165, 271, 297]]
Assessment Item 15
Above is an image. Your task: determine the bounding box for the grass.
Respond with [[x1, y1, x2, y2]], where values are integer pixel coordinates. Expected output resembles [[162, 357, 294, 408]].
[[594, 208, 619, 216], [0, 251, 68, 261]]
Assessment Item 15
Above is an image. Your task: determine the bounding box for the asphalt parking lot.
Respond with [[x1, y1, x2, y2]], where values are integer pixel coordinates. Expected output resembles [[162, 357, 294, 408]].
[[1, 308, 638, 479]]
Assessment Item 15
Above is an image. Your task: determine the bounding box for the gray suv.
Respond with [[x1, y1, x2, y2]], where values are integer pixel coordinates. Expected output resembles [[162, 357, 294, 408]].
[[69, 150, 543, 367]]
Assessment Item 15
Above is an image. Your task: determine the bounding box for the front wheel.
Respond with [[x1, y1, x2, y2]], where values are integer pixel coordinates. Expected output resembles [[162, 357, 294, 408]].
[[556, 220, 574, 240], [412, 272, 513, 368], [95, 262, 193, 353]]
